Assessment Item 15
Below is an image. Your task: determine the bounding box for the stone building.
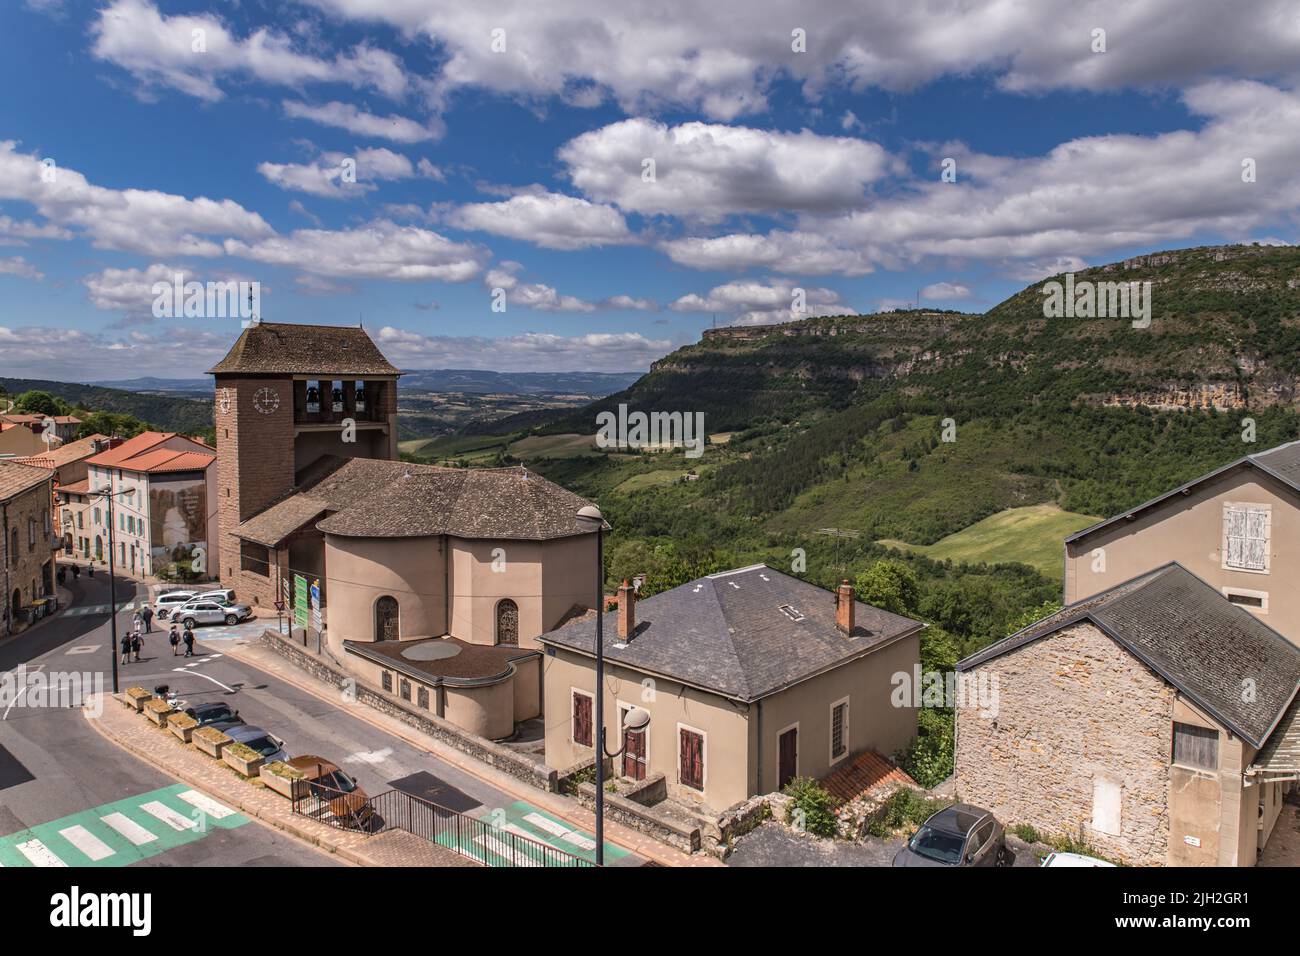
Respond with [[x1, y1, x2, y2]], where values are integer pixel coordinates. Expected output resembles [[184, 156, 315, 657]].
[[0, 459, 58, 636], [955, 563, 1300, 866], [541, 565, 924, 811]]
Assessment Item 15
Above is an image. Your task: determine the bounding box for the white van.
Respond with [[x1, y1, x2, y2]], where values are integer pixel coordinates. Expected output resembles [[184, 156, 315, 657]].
[[154, 590, 197, 620]]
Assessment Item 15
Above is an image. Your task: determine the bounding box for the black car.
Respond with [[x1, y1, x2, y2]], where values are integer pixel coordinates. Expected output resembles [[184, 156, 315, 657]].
[[892, 803, 1010, 867], [184, 701, 241, 729]]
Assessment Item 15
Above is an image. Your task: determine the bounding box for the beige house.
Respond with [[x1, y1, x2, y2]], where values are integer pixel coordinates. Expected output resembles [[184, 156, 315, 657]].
[[1065, 440, 1300, 644], [956, 563, 1300, 866], [541, 565, 924, 812], [1, 459, 58, 636]]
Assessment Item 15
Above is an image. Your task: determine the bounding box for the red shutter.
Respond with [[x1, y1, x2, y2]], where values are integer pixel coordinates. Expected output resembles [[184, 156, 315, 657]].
[[680, 729, 704, 790], [573, 693, 592, 747]]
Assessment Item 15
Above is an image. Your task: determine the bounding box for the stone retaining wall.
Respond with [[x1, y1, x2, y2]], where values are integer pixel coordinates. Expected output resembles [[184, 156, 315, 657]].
[[574, 781, 701, 853]]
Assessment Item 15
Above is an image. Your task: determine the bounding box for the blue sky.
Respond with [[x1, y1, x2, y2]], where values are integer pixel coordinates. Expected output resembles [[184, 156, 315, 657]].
[[1, 0, 1297, 379]]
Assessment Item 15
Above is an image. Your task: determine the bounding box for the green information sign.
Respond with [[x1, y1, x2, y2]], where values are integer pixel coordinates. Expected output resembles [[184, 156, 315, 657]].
[[294, 574, 309, 630]]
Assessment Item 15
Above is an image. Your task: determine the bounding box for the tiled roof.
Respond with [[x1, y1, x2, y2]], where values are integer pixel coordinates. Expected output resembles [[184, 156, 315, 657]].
[[85, 431, 173, 468], [0, 459, 54, 501], [208, 322, 400, 376], [25, 433, 113, 470], [11, 456, 55, 470], [540, 564, 925, 702], [59, 478, 91, 495], [236, 457, 598, 546], [1068, 440, 1300, 544], [114, 449, 214, 474], [0, 414, 81, 425], [821, 751, 916, 805], [958, 563, 1300, 749]]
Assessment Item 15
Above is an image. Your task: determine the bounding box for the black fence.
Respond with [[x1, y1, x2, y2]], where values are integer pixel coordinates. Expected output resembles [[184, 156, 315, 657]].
[[291, 779, 597, 868]]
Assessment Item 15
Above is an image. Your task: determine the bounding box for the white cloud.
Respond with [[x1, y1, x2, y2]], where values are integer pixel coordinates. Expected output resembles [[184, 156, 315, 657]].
[[485, 262, 595, 312], [282, 100, 441, 143], [920, 281, 971, 300], [658, 231, 878, 276], [671, 278, 851, 325], [449, 190, 635, 250], [258, 147, 436, 199], [91, 0, 408, 102], [224, 220, 488, 282], [560, 118, 890, 221], [374, 326, 672, 371], [603, 294, 657, 311], [0, 256, 43, 280]]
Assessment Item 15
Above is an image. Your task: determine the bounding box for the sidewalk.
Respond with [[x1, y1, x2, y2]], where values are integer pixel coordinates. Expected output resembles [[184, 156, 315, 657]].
[[219, 633, 721, 867], [85, 692, 475, 868]]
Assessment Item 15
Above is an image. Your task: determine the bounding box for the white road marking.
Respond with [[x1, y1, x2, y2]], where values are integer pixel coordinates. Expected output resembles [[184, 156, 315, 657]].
[[140, 801, 198, 832], [100, 813, 156, 846], [475, 834, 541, 866], [175, 790, 236, 820], [522, 812, 569, 837], [65, 645, 100, 655], [560, 830, 597, 851], [17, 839, 66, 867], [346, 748, 393, 764], [168, 669, 236, 692], [58, 825, 115, 861]]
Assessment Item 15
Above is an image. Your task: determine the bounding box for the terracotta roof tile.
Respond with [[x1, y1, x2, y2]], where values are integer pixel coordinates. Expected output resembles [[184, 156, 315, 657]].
[[821, 750, 917, 805], [85, 431, 174, 467], [0, 459, 54, 501]]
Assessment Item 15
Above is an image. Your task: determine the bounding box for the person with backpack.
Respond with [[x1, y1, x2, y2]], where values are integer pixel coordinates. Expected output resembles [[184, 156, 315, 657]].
[[120, 634, 131, 666], [182, 625, 195, 658], [131, 619, 143, 662], [141, 605, 154, 633], [169, 625, 180, 656]]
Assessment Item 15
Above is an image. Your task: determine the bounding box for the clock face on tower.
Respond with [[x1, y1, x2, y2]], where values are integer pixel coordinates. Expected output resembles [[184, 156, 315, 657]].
[[253, 387, 280, 415], [217, 388, 231, 415]]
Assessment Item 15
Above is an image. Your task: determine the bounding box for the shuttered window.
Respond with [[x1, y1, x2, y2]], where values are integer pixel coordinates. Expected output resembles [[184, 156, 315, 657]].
[[680, 728, 704, 791], [1173, 722, 1219, 771], [1224, 504, 1269, 571], [831, 701, 848, 760], [572, 692, 593, 747]]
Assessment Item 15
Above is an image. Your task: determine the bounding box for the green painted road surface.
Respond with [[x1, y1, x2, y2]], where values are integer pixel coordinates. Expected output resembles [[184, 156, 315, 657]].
[[0, 784, 248, 867], [434, 801, 629, 867]]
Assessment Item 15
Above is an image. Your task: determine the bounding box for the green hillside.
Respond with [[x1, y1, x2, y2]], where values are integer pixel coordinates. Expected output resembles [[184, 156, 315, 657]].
[[0, 377, 213, 439]]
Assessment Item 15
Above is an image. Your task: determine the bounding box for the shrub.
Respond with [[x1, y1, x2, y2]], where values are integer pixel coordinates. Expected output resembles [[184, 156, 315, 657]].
[[894, 708, 954, 788], [782, 777, 841, 838], [1012, 823, 1043, 844], [866, 789, 951, 838]]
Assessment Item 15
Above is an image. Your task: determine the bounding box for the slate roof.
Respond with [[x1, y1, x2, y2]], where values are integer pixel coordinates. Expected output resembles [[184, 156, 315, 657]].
[[236, 457, 599, 546], [208, 321, 400, 376], [958, 562, 1300, 749], [539, 564, 925, 702], [1067, 440, 1300, 544], [0, 459, 54, 501]]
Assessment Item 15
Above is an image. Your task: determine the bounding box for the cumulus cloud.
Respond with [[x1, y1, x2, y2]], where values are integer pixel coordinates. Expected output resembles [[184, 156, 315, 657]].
[[448, 189, 635, 250], [485, 262, 595, 312], [920, 281, 972, 300], [374, 326, 672, 371], [282, 100, 440, 144], [671, 278, 852, 325], [224, 220, 488, 282], [258, 147, 437, 199], [0, 256, 44, 280], [559, 118, 890, 221], [0, 324, 238, 380], [91, 0, 408, 101]]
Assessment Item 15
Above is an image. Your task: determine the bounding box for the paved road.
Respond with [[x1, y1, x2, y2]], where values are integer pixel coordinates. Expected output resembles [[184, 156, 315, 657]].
[[0, 571, 336, 867], [2, 569, 633, 866]]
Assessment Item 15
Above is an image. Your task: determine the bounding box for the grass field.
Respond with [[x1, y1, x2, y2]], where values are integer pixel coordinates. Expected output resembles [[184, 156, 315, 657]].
[[508, 433, 602, 458], [876, 504, 1099, 579]]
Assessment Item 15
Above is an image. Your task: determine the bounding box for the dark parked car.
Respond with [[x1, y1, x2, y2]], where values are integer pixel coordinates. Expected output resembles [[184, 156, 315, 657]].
[[183, 701, 240, 728], [892, 803, 1010, 867]]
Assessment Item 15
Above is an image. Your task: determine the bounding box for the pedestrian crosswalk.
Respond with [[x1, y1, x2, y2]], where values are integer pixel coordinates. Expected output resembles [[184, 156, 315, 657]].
[[0, 784, 248, 867], [431, 801, 625, 867], [62, 603, 137, 617]]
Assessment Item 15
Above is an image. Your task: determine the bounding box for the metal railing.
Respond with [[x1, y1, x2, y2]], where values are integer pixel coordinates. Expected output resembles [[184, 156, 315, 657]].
[[291, 779, 597, 868]]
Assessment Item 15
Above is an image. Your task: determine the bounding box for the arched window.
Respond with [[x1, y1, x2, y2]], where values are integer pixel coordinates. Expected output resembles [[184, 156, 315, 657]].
[[496, 599, 519, 646], [375, 595, 399, 642]]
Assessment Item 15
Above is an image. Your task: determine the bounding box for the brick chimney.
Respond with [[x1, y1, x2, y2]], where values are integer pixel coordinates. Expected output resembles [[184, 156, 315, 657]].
[[617, 579, 635, 640], [836, 580, 855, 634]]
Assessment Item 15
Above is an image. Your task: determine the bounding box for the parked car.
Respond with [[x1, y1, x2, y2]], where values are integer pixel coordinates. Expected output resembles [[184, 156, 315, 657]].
[[892, 803, 1010, 867], [154, 590, 197, 620], [218, 724, 288, 764], [192, 588, 237, 604], [1041, 851, 1116, 867], [175, 599, 253, 628], [287, 755, 373, 830], [183, 701, 241, 729]]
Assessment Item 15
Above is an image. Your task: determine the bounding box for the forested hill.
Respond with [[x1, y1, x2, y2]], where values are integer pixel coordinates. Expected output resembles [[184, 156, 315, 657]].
[[536, 243, 1300, 436], [0, 377, 213, 437]]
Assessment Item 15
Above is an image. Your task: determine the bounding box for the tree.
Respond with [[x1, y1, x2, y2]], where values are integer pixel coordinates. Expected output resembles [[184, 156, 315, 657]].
[[13, 390, 64, 416], [855, 559, 921, 616]]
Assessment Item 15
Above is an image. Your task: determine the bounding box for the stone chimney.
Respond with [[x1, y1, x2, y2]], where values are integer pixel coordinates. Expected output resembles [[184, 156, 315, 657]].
[[836, 580, 855, 634], [617, 579, 635, 640]]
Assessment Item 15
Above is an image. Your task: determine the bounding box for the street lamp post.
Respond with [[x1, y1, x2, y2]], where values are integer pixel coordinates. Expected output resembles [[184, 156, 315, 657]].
[[91, 485, 131, 694], [575, 504, 649, 866]]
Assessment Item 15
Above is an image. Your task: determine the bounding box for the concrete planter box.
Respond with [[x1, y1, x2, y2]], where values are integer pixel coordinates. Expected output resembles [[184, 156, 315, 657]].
[[223, 743, 264, 778], [193, 726, 231, 758], [168, 713, 198, 743], [143, 699, 174, 727], [125, 687, 152, 712], [259, 761, 304, 798]]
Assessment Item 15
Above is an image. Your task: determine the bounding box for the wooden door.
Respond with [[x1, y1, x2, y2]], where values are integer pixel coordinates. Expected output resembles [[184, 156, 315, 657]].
[[623, 722, 647, 780], [778, 727, 798, 790]]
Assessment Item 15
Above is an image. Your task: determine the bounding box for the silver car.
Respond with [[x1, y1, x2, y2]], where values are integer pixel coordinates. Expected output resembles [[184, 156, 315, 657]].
[[174, 599, 252, 627]]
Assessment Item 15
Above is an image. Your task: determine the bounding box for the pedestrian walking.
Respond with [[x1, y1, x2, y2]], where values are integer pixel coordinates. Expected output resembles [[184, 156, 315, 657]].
[[72, 564, 80, 580], [119, 634, 131, 666], [131, 621, 142, 662], [182, 625, 195, 658], [141, 605, 154, 633], [169, 625, 180, 656], [88, 563, 94, 577]]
